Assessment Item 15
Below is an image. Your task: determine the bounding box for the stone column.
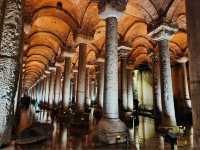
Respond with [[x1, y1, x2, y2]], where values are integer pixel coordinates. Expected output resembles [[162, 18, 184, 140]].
[[90, 79, 95, 105], [152, 53, 162, 118], [41, 77, 46, 103], [0, 0, 23, 146], [62, 57, 72, 108], [186, 1, 200, 148], [76, 43, 87, 112], [85, 68, 91, 107], [45, 72, 50, 104], [127, 69, 134, 111], [96, 1, 128, 144], [72, 71, 78, 104], [149, 25, 177, 126], [121, 58, 128, 111], [97, 63, 104, 108], [182, 62, 191, 108], [54, 67, 62, 105], [48, 67, 56, 107]]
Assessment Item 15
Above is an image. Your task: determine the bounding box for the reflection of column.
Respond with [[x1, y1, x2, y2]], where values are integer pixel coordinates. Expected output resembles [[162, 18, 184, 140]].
[[97, 2, 128, 143], [127, 69, 134, 111], [182, 62, 191, 108], [49, 68, 56, 107], [0, 0, 23, 146], [54, 67, 62, 105], [77, 44, 87, 112], [85, 68, 91, 107], [62, 57, 72, 108], [122, 58, 128, 110], [149, 25, 177, 126]]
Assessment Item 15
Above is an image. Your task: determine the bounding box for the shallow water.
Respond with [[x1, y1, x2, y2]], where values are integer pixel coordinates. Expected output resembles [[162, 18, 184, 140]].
[[3, 111, 193, 150]]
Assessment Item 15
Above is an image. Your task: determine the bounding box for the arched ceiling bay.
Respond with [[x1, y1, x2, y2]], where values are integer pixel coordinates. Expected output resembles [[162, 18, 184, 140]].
[[23, 0, 187, 89]]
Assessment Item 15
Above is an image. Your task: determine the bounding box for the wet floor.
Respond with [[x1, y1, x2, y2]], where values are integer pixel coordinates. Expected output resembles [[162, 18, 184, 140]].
[[2, 111, 194, 150]]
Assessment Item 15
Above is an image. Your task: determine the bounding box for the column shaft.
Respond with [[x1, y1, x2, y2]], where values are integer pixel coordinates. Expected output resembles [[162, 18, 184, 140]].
[[54, 67, 61, 105], [127, 69, 134, 111], [122, 59, 128, 110], [152, 56, 162, 115], [182, 63, 191, 108], [45, 75, 50, 104], [85, 68, 91, 107], [77, 43, 87, 112], [104, 17, 119, 118], [62, 57, 71, 108], [0, 0, 23, 146], [159, 39, 176, 126], [186, 1, 200, 148], [48, 70, 56, 107], [97, 64, 104, 108]]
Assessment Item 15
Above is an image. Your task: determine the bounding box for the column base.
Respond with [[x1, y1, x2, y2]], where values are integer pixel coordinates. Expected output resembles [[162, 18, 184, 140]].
[[95, 118, 128, 144], [161, 115, 177, 127]]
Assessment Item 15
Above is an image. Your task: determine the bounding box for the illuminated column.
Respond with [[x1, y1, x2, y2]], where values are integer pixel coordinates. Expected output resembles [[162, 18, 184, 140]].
[[0, 0, 23, 146], [62, 51, 72, 108], [127, 69, 134, 111], [121, 58, 128, 111], [44, 71, 50, 104], [48, 67, 56, 107], [77, 43, 87, 112], [97, 62, 104, 108], [96, 1, 128, 144], [85, 68, 91, 107], [72, 71, 78, 104], [181, 60, 191, 108], [90, 79, 96, 105], [54, 66, 62, 105], [149, 25, 177, 126]]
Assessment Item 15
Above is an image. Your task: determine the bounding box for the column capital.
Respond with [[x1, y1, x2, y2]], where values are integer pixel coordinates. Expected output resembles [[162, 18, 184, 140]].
[[118, 45, 132, 58], [96, 57, 105, 63], [148, 25, 178, 41], [176, 56, 189, 63], [48, 66, 57, 72], [61, 51, 76, 58]]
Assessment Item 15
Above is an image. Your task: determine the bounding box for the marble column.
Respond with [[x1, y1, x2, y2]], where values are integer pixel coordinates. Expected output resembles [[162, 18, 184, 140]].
[[48, 68, 56, 107], [152, 53, 162, 118], [85, 68, 91, 107], [97, 2, 128, 144], [127, 69, 134, 111], [76, 43, 87, 112], [122, 58, 128, 111], [97, 63, 104, 108], [62, 57, 72, 108], [0, 0, 23, 146], [54, 67, 62, 105], [149, 25, 177, 126], [185, 1, 200, 147]]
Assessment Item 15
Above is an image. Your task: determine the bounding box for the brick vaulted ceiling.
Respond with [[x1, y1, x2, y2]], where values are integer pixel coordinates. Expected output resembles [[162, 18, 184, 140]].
[[22, 0, 187, 89]]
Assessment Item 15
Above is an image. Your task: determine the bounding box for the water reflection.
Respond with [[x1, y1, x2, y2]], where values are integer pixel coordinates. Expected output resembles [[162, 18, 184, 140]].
[[7, 111, 194, 150]]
